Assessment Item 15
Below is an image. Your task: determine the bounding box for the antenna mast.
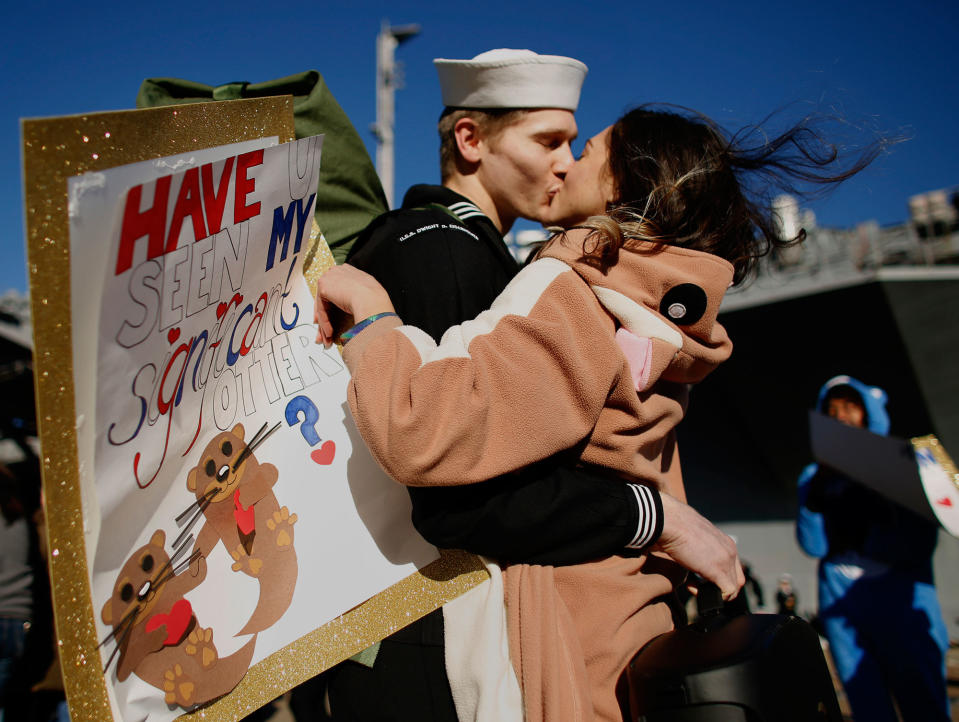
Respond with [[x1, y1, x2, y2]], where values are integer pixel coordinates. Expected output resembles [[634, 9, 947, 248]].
[[373, 20, 420, 208]]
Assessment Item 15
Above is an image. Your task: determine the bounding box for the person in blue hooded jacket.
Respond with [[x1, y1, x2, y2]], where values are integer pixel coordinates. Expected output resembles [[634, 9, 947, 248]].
[[797, 375, 950, 721]]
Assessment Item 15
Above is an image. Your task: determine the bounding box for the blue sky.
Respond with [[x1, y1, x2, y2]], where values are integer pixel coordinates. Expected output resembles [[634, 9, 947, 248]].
[[4, 0, 957, 294]]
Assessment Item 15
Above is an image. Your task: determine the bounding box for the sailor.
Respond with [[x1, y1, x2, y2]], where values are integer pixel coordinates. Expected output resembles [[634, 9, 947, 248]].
[[326, 49, 672, 721]]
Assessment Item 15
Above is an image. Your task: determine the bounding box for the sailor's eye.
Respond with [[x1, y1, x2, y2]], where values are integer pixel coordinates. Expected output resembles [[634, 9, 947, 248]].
[[659, 284, 708, 326], [120, 583, 134, 603], [140, 555, 154, 573], [221, 440, 233, 457], [205, 459, 216, 477]]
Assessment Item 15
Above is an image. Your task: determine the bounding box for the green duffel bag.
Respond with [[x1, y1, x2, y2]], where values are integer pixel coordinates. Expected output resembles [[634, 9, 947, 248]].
[[137, 70, 389, 263]]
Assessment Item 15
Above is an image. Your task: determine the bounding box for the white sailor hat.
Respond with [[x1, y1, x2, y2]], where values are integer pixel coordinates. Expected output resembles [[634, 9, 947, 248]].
[[434, 49, 588, 111]]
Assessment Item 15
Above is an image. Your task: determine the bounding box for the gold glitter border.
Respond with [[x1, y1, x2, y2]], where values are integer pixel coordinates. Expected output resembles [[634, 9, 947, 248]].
[[22, 98, 490, 721], [183, 549, 487, 720], [911, 435, 959, 492], [23, 97, 297, 721]]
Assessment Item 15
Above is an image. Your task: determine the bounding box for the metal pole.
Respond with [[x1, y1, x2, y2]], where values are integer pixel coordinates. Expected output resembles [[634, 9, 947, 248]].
[[373, 20, 420, 209]]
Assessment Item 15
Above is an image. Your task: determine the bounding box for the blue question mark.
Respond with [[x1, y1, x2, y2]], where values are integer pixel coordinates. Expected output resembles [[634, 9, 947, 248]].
[[284, 395, 321, 446]]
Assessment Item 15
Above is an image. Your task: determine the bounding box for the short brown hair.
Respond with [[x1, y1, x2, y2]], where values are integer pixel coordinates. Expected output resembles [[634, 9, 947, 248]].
[[438, 108, 530, 181]]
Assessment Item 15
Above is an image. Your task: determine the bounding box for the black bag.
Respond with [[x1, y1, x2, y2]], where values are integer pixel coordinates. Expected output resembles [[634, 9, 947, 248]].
[[626, 584, 842, 721]]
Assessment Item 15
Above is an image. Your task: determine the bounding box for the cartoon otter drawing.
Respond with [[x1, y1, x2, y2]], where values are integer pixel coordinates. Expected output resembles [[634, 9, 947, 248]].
[[100, 530, 256, 709], [187, 422, 298, 636]]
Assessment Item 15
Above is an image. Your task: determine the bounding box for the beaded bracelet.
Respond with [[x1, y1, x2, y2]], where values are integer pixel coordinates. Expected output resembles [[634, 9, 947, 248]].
[[339, 312, 399, 344]]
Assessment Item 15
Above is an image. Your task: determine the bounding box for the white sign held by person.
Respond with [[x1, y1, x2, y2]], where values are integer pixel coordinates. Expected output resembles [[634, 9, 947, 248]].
[[67, 135, 438, 720]]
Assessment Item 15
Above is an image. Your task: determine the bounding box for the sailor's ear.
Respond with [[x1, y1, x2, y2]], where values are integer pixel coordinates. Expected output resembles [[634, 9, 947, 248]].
[[150, 529, 165, 547], [187, 467, 198, 492], [101, 598, 114, 625], [453, 116, 484, 164], [232, 423, 245, 441]]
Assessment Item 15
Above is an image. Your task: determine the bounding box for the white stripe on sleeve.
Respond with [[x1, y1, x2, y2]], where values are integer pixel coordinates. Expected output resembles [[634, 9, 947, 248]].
[[625, 483, 659, 550]]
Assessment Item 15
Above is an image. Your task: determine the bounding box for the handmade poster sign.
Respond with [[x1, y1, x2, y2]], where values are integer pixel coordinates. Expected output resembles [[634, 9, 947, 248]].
[[809, 411, 959, 537], [22, 99, 487, 722]]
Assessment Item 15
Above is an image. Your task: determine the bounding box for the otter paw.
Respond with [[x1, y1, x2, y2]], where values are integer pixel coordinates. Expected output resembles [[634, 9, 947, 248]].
[[231, 544, 263, 576], [266, 508, 297, 548], [230, 543, 247, 572], [162, 663, 196, 708], [184, 627, 217, 669]]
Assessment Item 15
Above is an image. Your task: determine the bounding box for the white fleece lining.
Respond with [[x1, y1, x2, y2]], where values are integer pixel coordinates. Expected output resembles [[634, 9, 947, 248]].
[[444, 558, 524, 721], [396, 323, 439, 360], [398, 257, 572, 365], [591, 286, 684, 348]]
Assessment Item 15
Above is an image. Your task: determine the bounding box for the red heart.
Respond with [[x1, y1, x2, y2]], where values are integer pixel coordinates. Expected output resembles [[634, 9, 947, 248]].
[[232, 293, 243, 306], [233, 488, 255, 535], [167, 327, 180, 345], [936, 497, 953, 507], [216, 302, 227, 319], [311, 440, 336, 465], [144, 598, 193, 645]]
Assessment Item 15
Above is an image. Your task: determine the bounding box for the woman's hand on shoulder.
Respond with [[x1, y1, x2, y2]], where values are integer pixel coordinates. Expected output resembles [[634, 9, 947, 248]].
[[314, 264, 395, 347]]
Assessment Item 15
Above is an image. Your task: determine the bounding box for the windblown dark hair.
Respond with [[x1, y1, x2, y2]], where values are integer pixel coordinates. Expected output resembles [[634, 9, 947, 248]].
[[582, 105, 885, 285]]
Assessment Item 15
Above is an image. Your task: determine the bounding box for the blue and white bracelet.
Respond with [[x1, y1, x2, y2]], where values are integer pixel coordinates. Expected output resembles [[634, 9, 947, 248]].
[[339, 312, 399, 344]]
